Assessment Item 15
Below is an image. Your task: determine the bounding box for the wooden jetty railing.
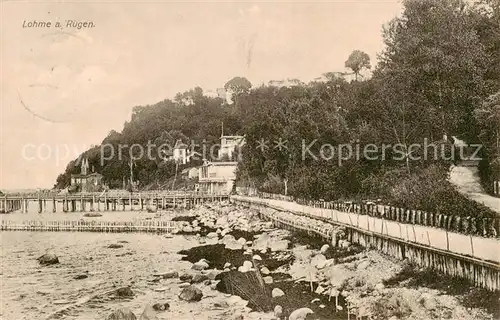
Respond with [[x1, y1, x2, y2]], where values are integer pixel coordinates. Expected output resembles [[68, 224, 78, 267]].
[[232, 195, 500, 291], [0, 220, 180, 233], [0, 191, 229, 213]]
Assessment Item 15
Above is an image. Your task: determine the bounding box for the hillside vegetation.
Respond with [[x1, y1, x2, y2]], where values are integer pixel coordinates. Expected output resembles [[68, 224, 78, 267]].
[[55, 0, 500, 218]]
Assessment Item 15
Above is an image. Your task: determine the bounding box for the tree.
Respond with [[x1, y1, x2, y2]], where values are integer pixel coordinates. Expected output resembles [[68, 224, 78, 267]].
[[377, 0, 491, 139], [224, 77, 252, 95], [344, 50, 371, 81]]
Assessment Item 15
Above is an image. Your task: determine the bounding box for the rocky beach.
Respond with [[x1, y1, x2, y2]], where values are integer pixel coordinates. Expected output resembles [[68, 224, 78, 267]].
[[0, 202, 498, 320]]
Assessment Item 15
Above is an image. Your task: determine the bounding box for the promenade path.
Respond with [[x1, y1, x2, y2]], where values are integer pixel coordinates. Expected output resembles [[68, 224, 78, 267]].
[[450, 165, 500, 216]]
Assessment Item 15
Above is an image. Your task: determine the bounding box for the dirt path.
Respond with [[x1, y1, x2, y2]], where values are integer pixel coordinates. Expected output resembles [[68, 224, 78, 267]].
[[449, 165, 500, 215]]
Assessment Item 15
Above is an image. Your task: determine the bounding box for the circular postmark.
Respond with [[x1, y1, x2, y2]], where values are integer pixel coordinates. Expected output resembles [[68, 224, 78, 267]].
[[17, 30, 93, 123]]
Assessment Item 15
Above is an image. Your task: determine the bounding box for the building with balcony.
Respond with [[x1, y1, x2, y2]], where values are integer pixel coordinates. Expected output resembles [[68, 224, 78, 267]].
[[198, 161, 238, 194]]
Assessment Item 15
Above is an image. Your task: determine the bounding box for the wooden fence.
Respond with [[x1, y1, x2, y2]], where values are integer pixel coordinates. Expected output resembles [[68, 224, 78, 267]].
[[235, 188, 500, 238], [0, 220, 180, 233]]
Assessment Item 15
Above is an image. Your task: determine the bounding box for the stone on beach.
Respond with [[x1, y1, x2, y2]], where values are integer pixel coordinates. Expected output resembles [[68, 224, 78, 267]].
[[107, 308, 137, 320], [253, 233, 271, 250], [272, 288, 285, 298], [225, 239, 243, 250], [179, 285, 203, 301], [108, 243, 124, 249], [289, 308, 314, 320], [73, 273, 88, 280], [207, 232, 218, 239], [238, 260, 253, 273], [320, 244, 330, 254], [274, 305, 283, 319], [191, 273, 209, 283], [270, 240, 289, 252], [153, 302, 170, 311], [179, 273, 194, 282], [192, 259, 210, 271], [252, 254, 262, 261], [263, 276, 273, 284], [260, 267, 270, 275], [37, 253, 59, 265], [115, 286, 134, 297]]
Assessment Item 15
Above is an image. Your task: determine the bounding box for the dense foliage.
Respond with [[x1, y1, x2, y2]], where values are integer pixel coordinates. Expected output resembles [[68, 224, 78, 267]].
[[55, 0, 499, 216]]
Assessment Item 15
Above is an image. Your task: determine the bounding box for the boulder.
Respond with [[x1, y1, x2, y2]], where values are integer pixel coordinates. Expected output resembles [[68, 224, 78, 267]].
[[270, 240, 289, 252], [191, 274, 209, 283], [274, 305, 283, 319], [206, 232, 218, 239], [73, 273, 88, 280], [179, 273, 193, 282], [289, 308, 314, 320], [311, 254, 327, 269], [182, 226, 194, 233], [320, 244, 330, 254], [216, 217, 228, 227], [237, 237, 247, 246], [107, 308, 137, 320], [252, 255, 262, 261], [315, 285, 325, 294], [260, 267, 270, 275], [263, 276, 273, 284], [207, 270, 220, 280], [37, 253, 59, 265], [238, 260, 253, 272], [152, 302, 170, 311], [224, 240, 243, 250], [115, 287, 134, 297], [271, 288, 285, 298], [192, 260, 209, 271], [108, 244, 124, 249], [253, 233, 270, 250], [205, 237, 218, 245], [179, 285, 203, 301], [221, 234, 235, 244]]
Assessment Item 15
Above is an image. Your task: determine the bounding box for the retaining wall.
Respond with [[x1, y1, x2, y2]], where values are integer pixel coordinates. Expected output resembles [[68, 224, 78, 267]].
[[232, 195, 500, 291]]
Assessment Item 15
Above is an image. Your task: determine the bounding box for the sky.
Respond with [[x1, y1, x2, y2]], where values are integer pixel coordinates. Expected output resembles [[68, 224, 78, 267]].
[[0, 0, 403, 190]]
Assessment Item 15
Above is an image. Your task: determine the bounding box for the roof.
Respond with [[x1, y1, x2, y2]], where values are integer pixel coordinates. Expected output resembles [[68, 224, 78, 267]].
[[173, 140, 188, 149], [71, 172, 103, 178]]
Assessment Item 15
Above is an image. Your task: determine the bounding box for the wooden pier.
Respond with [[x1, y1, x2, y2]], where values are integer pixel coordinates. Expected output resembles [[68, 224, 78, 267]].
[[0, 191, 229, 214]]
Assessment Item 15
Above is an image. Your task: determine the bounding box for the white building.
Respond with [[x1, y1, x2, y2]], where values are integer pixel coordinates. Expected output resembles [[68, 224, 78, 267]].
[[218, 135, 245, 160], [172, 140, 188, 164], [197, 134, 245, 194], [198, 161, 238, 194]]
